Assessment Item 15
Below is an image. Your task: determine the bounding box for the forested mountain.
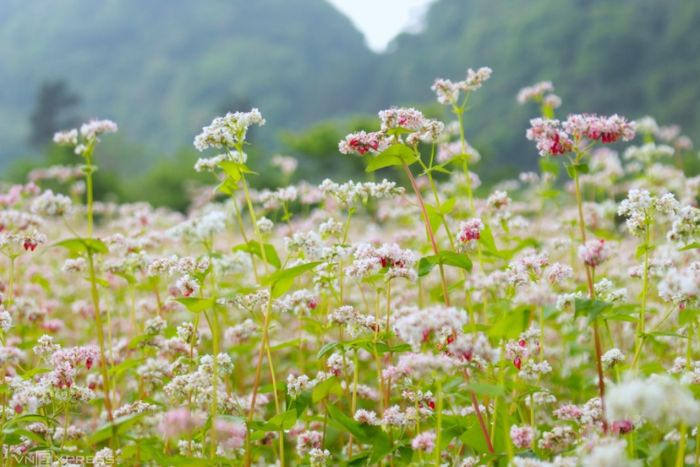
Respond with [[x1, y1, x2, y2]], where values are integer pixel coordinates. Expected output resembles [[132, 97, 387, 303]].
[[369, 0, 700, 175], [1, 0, 699, 178], [0, 0, 373, 162]]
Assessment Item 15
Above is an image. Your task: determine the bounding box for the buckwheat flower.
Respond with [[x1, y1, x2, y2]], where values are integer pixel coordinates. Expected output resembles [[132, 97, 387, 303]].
[[271, 154, 298, 175], [224, 319, 258, 345], [526, 118, 573, 156], [338, 130, 386, 156], [487, 190, 511, 210], [458, 457, 480, 467], [326, 352, 350, 376], [458, 218, 484, 245], [93, 448, 118, 467], [554, 403, 583, 422], [538, 425, 575, 452], [517, 81, 555, 104], [578, 239, 609, 267], [544, 263, 573, 285], [193, 108, 265, 151], [354, 409, 379, 425], [145, 316, 167, 335], [380, 405, 408, 427], [446, 332, 498, 364], [611, 420, 635, 435], [113, 401, 158, 418], [436, 140, 481, 164], [667, 205, 700, 244], [462, 66, 493, 91], [378, 107, 426, 132], [596, 349, 626, 372], [407, 119, 446, 145], [257, 216, 274, 233], [581, 438, 635, 467], [635, 116, 659, 135], [296, 430, 322, 456], [564, 114, 635, 144], [214, 418, 247, 450], [0, 310, 10, 333], [393, 306, 468, 351], [431, 78, 460, 104], [617, 189, 653, 235], [62, 257, 87, 273], [411, 431, 436, 452], [158, 408, 205, 439], [606, 374, 700, 426], [519, 360, 552, 381], [623, 143, 674, 164], [656, 124, 681, 143], [543, 93, 562, 109], [319, 218, 343, 239], [308, 448, 332, 467], [193, 154, 226, 172], [175, 275, 199, 297], [80, 119, 118, 140], [31, 190, 72, 216], [53, 128, 79, 146], [510, 425, 535, 449], [275, 289, 319, 315], [287, 374, 312, 397]]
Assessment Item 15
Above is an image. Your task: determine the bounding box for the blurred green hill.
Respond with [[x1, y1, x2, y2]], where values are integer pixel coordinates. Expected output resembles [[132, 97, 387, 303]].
[[1, 0, 698, 203]]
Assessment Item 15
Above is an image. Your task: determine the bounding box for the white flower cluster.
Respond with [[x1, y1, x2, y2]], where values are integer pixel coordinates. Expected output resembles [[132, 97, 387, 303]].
[[193, 108, 265, 151], [319, 179, 404, 205], [431, 67, 492, 105], [606, 374, 700, 426]]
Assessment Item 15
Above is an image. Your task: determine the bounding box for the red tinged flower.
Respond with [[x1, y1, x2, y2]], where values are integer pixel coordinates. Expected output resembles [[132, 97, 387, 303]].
[[23, 239, 38, 251], [514, 356, 522, 370]]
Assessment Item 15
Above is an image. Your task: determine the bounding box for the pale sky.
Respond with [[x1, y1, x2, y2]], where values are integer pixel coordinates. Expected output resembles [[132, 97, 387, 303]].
[[326, 0, 437, 52]]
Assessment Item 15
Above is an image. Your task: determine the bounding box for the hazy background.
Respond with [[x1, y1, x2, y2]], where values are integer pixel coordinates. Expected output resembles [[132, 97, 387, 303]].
[[1, 0, 699, 209]]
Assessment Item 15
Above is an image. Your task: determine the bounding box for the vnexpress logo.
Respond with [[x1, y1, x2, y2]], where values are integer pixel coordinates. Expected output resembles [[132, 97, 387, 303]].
[[27, 450, 52, 466]]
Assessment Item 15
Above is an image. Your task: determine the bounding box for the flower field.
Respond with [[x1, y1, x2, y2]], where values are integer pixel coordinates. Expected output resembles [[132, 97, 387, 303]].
[[0, 68, 699, 466]]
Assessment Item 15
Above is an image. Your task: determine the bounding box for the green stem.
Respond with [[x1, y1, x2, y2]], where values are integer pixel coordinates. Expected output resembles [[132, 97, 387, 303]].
[[401, 162, 451, 306]]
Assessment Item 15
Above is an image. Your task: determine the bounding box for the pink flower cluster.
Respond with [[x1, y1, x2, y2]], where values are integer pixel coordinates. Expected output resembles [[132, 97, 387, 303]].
[[338, 130, 386, 156], [527, 114, 635, 156]]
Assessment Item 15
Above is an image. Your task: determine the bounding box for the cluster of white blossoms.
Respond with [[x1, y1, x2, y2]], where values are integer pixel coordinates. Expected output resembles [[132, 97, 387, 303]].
[[517, 80, 562, 109], [193, 108, 265, 151], [53, 118, 118, 155], [606, 374, 700, 426], [617, 189, 679, 235], [318, 178, 404, 205], [431, 67, 493, 105]]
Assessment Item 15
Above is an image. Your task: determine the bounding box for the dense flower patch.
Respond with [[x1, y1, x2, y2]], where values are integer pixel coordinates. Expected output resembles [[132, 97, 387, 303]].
[[0, 68, 698, 466]]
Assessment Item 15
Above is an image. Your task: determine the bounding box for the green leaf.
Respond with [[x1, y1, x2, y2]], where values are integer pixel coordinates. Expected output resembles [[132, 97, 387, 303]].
[[233, 241, 281, 269], [365, 143, 417, 172], [216, 176, 239, 194], [574, 298, 612, 322], [565, 162, 589, 178], [53, 237, 108, 255], [418, 251, 472, 277], [317, 342, 340, 359], [252, 410, 297, 431], [264, 261, 322, 298], [679, 242, 700, 251], [424, 203, 443, 235], [479, 223, 498, 254], [218, 161, 257, 181], [175, 297, 215, 313], [440, 197, 457, 215], [635, 242, 655, 259], [312, 377, 343, 403], [90, 413, 145, 444], [539, 157, 560, 176]]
